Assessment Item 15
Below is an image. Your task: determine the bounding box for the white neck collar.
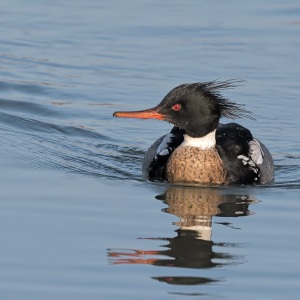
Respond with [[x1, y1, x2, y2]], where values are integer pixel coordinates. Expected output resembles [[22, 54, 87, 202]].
[[181, 130, 216, 149]]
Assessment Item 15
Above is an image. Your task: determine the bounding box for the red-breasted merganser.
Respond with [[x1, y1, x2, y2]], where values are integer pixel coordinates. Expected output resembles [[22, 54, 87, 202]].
[[113, 81, 274, 185]]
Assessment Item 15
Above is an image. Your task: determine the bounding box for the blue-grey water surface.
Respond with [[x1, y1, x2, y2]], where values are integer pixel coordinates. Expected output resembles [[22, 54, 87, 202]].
[[0, 1, 300, 299]]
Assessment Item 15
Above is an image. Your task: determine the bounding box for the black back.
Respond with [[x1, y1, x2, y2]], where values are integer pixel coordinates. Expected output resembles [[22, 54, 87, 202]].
[[216, 123, 258, 184]]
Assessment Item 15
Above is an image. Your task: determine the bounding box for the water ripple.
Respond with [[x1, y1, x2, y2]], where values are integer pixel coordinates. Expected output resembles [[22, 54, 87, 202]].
[[1, 102, 298, 187], [0, 102, 143, 181]]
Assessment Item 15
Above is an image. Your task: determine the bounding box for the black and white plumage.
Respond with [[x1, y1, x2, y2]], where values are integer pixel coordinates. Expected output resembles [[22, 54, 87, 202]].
[[143, 126, 184, 181], [142, 123, 273, 184], [114, 80, 274, 185]]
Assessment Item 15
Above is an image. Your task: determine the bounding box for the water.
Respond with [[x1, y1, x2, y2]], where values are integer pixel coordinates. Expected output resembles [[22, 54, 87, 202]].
[[0, 0, 300, 299]]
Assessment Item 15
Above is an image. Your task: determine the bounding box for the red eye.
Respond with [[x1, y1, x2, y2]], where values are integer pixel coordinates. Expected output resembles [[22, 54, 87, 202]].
[[172, 103, 181, 111]]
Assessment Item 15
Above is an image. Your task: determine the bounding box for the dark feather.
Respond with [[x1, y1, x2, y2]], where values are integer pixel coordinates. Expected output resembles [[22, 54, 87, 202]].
[[191, 80, 255, 120]]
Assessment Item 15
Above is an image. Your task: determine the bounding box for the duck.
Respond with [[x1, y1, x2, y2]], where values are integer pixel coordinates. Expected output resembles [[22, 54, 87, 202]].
[[113, 80, 274, 185]]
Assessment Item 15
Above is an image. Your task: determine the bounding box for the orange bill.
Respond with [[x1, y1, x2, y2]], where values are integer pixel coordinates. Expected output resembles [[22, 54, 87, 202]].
[[113, 107, 165, 120]]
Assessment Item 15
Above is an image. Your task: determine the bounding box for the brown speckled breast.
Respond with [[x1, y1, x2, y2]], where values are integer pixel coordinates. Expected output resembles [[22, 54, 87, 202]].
[[166, 146, 228, 184]]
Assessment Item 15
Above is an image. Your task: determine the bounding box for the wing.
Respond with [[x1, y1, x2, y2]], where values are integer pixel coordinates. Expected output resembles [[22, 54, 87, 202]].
[[216, 123, 274, 184], [142, 126, 184, 181]]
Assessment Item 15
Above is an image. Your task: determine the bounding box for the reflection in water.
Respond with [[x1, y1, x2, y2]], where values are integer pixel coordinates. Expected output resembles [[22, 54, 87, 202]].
[[108, 186, 257, 286], [152, 276, 218, 286]]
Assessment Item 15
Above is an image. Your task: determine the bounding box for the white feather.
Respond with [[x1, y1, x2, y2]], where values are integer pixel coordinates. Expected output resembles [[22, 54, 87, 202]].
[[156, 133, 174, 155], [181, 130, 216, 149], [249, 139, 264, 165]]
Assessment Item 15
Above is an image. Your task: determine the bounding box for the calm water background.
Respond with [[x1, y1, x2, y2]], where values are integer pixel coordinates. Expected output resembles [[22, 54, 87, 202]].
[[0, 0, 300, 299]]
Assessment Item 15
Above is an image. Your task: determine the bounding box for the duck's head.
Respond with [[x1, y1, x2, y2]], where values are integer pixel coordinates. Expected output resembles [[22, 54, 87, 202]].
[[113, 81, 252, 138]]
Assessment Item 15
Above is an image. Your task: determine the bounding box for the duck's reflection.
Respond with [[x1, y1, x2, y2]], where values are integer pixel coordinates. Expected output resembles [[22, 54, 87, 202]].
[[108, 185, 257, 286]]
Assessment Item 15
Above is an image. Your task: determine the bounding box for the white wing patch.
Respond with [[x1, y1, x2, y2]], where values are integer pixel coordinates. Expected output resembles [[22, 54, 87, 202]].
[[156, 133, 174, 156], [237, 154, 259, 173], [237, 139, 264, 181], [249, 139, 264, 165]]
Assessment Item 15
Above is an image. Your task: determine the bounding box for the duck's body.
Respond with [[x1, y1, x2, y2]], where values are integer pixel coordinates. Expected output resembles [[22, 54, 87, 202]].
[[142, 123, 273, 185], [114, 81, 274, 185]]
